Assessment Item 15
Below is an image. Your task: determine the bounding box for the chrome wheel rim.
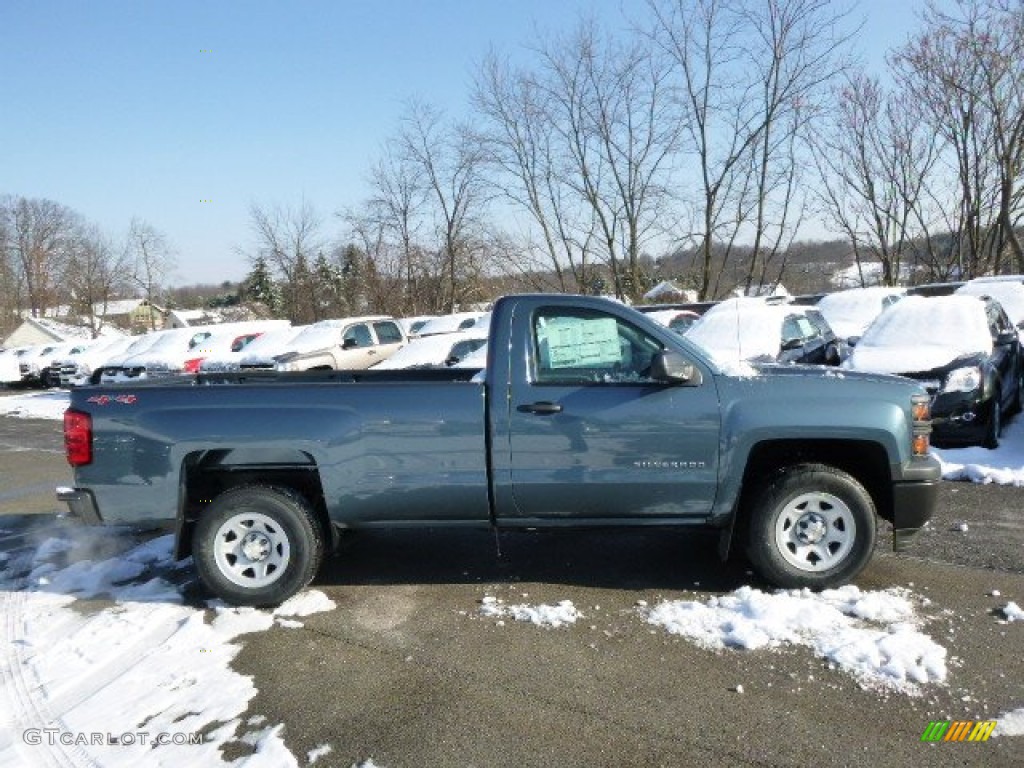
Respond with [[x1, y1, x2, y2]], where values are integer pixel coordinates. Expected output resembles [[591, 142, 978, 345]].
[[213, 512, 291, 588], [774, 492, 856, 573]]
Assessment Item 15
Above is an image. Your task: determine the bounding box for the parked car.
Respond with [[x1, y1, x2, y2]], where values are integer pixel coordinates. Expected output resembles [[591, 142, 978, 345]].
[[0, 347, 27, 386], [414, 312, 488, 337], [816, 286, 905, 341], [101, 322, 289, 382], [373, 330, 488, 370], [397, 315, 437, 338], [272, 317, 407, 372], [169, 321, 291, 375], [644, 309, 702, 335], [843, 294, 1022, 448], [36, 340, 99, 387], [684, 298, 843, 366], [955, 277, 1024, 328], [203, 326, 307, 373], [17, 341, 84, 387], [59, 335, 136, 387], [906, 281, 965, 297]]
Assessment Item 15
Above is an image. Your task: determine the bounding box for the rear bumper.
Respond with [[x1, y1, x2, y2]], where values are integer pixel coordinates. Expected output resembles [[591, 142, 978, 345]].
[[55, 486, 102, 525]]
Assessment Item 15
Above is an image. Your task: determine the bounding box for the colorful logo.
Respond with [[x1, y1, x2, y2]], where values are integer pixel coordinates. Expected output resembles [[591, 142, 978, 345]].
[[921, 720, 998, 742]]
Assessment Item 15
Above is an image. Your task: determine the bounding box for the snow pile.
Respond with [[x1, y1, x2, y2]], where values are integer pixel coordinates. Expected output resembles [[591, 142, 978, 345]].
[[1002, 602, 1024, 622], [645, 585, 947, 694], [934, 414, 1024, 485], [479, 596, 581, 628], [816, 286, 905, 340], [0, 530, 336, 767], [997, 707, 1024, 737], [0, 389, 70, 420]]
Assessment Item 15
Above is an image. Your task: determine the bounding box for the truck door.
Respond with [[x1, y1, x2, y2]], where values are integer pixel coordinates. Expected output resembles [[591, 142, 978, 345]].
[[498, 304, 721, 522]]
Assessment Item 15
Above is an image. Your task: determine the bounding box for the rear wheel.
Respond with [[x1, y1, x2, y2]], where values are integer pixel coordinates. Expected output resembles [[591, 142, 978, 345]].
[[193, 485, 324, 607], [745, 464, 876, 589]]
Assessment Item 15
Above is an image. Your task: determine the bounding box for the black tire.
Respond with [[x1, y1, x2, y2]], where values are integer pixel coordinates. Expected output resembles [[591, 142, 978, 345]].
[[745, 464, 876, 589], [983, 396, 1002, 449], [193, 485, 325, 607]]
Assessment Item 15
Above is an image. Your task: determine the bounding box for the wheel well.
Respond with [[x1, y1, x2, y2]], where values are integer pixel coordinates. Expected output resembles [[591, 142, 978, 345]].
[[736, 439, 893, 525], [175, 450, 333, 560]]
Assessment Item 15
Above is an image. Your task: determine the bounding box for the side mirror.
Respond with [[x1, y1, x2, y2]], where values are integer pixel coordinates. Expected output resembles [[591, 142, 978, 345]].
[[847, 336, 861, 348], [651, 350, 703, 386], [342, 338, 359, 350], [780, 337, 804, 351]]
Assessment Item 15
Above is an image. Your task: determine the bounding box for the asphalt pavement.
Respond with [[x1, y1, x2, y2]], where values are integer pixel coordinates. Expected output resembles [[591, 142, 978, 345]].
[[1, 413, 1022, 767]]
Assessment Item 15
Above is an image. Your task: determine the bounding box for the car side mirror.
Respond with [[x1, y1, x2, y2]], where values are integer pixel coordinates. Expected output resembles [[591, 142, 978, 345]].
[[847, 336, 861, 348], [342, 338, 358, 350], [651, 350, 703, 386], [780, 337, 803, 351]]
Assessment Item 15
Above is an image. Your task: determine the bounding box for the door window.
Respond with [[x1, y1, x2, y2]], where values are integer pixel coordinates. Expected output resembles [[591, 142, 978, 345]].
[[343, 324, 373, 348], [531, 307, 663, 384], [373, 321, 404, 344]]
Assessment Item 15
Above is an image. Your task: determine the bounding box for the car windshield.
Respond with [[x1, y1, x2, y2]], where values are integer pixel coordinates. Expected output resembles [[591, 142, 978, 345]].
[[847, 295, 993, 375]]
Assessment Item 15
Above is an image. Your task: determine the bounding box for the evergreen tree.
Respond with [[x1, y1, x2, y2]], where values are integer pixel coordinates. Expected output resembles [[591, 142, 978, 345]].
[[243, 256, 281, 316]]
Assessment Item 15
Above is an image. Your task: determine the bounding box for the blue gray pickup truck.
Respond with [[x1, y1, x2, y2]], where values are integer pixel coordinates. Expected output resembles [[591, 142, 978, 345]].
[[58, 294, 941, 606]]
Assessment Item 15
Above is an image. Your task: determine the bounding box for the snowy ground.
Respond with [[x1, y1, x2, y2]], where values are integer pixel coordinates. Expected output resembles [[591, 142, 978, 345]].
[[1, 387, 1021, 763]]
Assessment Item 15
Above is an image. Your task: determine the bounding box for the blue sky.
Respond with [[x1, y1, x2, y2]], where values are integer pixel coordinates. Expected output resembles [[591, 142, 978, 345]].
[[2, 0, 932, 286]]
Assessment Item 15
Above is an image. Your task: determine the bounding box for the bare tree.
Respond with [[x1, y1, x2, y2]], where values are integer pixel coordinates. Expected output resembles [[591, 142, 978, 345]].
[[893, 0, 1024, 277], [474, 51, 598, 293], [125, 218, 176, 330], [0, 196, 79, 318], [811, 72, 943, 286], [529, 20, 678, 301], [396, 101, 491, 313], [66, 226, 131, 337], [343, 148, 432, 315], [245, 201, 328, 323], [648, 0, 852, 298]]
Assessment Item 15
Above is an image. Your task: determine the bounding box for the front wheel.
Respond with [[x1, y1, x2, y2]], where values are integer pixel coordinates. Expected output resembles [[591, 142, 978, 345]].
[[193, 485, 325, 607], [745, 464, 876, 589]]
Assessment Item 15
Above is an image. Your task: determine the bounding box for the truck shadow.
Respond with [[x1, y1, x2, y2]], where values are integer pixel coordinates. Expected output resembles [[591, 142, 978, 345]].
[[317, 527, 756, 593]]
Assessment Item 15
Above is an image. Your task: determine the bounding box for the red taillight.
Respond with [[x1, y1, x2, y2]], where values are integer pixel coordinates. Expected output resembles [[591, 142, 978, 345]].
[[64, 409, 92, 466], [183, 357, 203, 374]]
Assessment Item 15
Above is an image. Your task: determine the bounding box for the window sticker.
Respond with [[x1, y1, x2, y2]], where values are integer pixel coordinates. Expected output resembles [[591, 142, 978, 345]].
[[538, 316, 621, 369]]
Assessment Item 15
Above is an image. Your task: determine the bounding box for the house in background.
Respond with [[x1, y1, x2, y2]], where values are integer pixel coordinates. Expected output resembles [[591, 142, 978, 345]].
[[2, 316, 111, 348], [643, 280, 698, 303], [165, 308, 221, 328], [95, 299, 167, 333]]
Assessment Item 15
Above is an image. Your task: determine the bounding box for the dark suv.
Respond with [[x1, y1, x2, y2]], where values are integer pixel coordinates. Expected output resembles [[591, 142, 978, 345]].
[[844, 294, 1021, 448]]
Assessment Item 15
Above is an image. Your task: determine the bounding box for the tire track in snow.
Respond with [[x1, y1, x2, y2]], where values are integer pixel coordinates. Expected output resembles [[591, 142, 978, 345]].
[[1, 589, 99, 768]]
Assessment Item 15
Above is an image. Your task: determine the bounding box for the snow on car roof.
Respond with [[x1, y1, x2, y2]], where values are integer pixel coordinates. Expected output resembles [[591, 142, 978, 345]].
[[816, 286, 905, 338], [684, 298, 788, 362], [373, 330, 486, 369], [278, 316, 394, 352], [846, 295, 991, 374], [415, 312, 486, 336], [956, 278, 1024, 326]]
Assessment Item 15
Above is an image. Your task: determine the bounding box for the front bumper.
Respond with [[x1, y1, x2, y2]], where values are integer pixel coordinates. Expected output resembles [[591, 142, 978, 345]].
[[890, 456, 942, 551], [55, 486, 102, 524]]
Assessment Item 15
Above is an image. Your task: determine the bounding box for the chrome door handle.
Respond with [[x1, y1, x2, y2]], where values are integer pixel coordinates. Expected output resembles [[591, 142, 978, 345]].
[[517, 401, 563, 415]]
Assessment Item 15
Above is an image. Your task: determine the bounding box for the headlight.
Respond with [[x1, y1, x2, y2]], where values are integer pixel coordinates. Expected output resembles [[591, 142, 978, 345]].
[[942, 366, 982, 393], [275, 361, 300, 372]]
